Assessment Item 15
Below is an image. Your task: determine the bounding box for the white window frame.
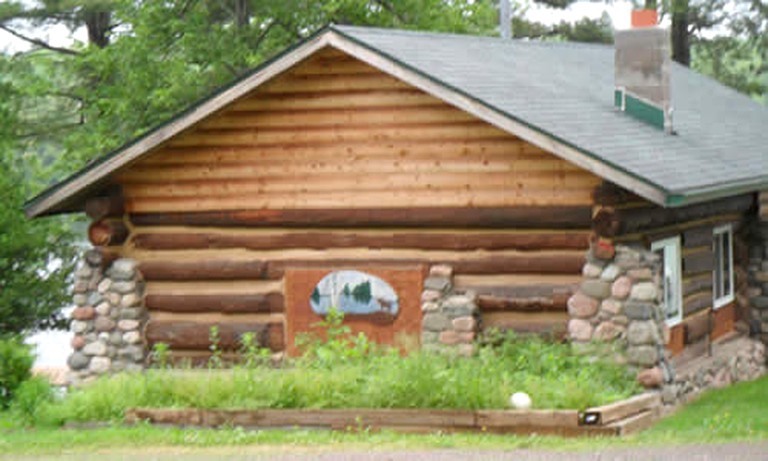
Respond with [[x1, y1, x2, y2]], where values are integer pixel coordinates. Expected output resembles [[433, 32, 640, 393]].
[[712, 224, 735, 309], [651, 236, 683, 327]]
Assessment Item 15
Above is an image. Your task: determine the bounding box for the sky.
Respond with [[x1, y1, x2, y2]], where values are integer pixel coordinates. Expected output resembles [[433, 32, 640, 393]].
[[13, 0, 635, 368]]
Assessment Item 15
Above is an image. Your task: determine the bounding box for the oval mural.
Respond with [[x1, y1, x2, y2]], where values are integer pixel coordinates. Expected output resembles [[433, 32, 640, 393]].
[[310, 270, 399, 323]]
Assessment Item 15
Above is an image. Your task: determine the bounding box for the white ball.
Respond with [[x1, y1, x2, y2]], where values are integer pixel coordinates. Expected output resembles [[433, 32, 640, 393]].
[[509, 392, 532, 410]]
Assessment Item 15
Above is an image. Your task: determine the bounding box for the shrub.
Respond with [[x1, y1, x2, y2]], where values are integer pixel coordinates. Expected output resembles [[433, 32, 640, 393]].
[[10, 376, 54, 426], [0, 336, 34, 409]]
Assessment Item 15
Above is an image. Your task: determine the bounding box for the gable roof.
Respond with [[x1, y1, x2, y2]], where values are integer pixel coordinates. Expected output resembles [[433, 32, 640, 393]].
[[26, 25, 768, 217]]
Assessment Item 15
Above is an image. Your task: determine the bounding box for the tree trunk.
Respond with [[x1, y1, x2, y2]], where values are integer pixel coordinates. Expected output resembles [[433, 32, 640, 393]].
[[84, 9, 112, 48], [671, 0, 690, 66]]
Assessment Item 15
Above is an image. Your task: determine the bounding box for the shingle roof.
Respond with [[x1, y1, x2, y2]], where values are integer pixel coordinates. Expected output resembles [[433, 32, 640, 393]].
[[334, 25, 768, 204], [25, 25, 768, 217]]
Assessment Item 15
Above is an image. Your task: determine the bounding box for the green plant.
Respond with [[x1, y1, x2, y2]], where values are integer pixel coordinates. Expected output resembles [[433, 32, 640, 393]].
[[239, 332, 271, 369], [10, 375, 54, 426], [0, 336, 35, 409], [294, 307, 381, 368], [151, 342, 170, 369], [208, 326, 222, 369]]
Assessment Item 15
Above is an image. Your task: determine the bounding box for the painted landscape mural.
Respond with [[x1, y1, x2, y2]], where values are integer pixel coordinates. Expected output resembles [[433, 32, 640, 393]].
[[310, 270, 399, 324]]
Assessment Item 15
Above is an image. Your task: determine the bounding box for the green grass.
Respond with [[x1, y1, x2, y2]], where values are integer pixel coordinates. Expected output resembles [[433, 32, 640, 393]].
[[29, 333, 637, 425], [0, 376, 767, 455]]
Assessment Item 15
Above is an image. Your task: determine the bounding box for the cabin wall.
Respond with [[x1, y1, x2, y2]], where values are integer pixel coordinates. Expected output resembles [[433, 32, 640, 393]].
[[591, 182, 755, 361], [84, 48, 603, 360]]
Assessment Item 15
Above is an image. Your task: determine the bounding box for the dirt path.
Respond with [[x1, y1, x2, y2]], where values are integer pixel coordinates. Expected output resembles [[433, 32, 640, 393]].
[[7, 442, 768, 461]]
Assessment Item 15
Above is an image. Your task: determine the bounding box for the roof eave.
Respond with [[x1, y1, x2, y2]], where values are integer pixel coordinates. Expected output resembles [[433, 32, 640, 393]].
[[666, 176, 768, 208]]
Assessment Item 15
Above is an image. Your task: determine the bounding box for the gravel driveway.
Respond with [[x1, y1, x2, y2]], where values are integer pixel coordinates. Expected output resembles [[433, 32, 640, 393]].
[[7, 442, 768, 461]]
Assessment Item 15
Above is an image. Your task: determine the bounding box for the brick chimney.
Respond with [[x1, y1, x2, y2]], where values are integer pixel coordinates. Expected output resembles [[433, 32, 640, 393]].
[[614, 10, 672, 132]]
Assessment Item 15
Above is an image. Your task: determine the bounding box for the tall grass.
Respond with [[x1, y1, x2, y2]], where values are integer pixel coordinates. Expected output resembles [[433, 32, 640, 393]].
[[36, 329, 639, 425]]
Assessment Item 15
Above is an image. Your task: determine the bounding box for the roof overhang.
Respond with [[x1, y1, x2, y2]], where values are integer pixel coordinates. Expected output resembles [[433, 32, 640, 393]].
[[27, 26, 700, 218]]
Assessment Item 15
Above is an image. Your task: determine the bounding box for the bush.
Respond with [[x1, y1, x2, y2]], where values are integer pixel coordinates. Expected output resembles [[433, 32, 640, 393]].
[[0, 336, 34, 409], [10, 376, 54, 426]]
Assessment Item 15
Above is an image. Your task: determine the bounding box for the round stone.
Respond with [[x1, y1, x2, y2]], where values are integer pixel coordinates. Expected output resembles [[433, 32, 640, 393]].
[[84, 249, 103, 266], [439, 330, 461, 345], [600, 264, 622, 282], [111, 281, 137, 294], [108, 259, 138, 280], [95, 302, 111, 316], [107, 292, 121, 306], [67, 352, 90, 370], [73, 294, 88, 306], [568, 318, 593, 342], [121, 345, 145, 362], [611, 276, 633, 299], [600, 299, 622, 315], [72, 306, 96, 321], [119, 308, 143, 320], [422, 313, 451, 332], [71, 335, 86, 350], [580, 280, 611, 300], [87, 292, 103, 306], [109, 331, 124, 346], [71, 320, 90, 334], [637, 366, 664, 388], [567, 292, 599, 319], [421, 290, 441, 303], [429, 264, 453, 278], [94, 317, 116, 332], [627, 345, 659, 367], [120, 293, 141, 308], [594, 322, 622, 341], [582, 263, 603, 278], [452, 316, 476, 332], [123, 331, 142, 344], [118, 319, 140, 331], [89, 356, 111, 374], [97, 278, 112, 294], [630, 282, 658, 301], [421, 302, 439, 312], [83, 340, 108, 356], [75, 265, 93, 279], [627, 320, 660, 345]]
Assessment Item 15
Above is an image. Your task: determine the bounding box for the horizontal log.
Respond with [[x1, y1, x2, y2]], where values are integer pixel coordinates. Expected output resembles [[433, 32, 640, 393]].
[[455, 283, 576, 299], [477, 294, 567, 312], [592, 182, 647, 207], [88, 219, 129, 247], [145, 293, 284, 314], [602, 194, 754, 236], [683, 247, 714, 275], [684, 309, 711, 344], [131, 229, 591, 252], [480, 311, 568, 338], [683, 291, 713, 316], [139, 260, 272, 281], [682, 273, 713, 297], [129, 206, 593, 229], [229, 88, 440, 111], [682, 225, 715, 248], [145, 319, 284, 351], [267, 254, 582, 278], [85, 194, 124, 221]]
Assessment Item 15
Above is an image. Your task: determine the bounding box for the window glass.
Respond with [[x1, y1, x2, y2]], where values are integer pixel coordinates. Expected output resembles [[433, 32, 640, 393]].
[[651, 237, 682, 326], [713, 225, 734, 309]]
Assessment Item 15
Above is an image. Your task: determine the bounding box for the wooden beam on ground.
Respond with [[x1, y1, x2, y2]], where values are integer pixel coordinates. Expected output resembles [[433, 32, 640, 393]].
[[581, 393, 660, 426]]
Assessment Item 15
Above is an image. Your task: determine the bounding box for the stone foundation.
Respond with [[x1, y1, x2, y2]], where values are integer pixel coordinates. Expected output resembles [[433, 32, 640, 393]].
[[67, 251, 147, 384], [662, 336, 765, 405], [569, 241, 674, 387], [420, 265, 478, 356]]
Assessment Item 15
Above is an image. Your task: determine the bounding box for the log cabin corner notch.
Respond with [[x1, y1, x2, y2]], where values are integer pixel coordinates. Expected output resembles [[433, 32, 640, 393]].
[[23, 26, 768, 387]]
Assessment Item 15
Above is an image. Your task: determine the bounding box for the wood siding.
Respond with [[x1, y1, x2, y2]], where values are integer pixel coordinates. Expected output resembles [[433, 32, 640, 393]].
[[109, 48, 604, 355], [594, 181, 754, 357]]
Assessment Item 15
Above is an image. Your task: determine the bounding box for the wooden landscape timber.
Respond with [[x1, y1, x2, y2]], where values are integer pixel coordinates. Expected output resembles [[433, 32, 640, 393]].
[[124, 390, 662, 437]]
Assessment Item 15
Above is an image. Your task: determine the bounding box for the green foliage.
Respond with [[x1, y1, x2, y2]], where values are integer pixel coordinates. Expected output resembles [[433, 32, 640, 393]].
[[9, 376, 54, 427], [150, 342, 170, 369], [208, 325, 223, 369], [36, 327, 638, 424], [0, 337, 34, 409]]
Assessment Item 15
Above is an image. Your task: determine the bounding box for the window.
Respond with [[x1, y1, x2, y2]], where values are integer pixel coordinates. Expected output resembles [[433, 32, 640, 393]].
[[713, 225, 734, 309], [651, 236, 683, 326]]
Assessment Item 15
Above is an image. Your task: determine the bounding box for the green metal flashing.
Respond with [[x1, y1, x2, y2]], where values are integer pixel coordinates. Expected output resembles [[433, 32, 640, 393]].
[[614, 89, 664, 129]]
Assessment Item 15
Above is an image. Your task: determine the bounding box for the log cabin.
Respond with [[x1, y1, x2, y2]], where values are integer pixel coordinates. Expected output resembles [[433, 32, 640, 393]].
[[25, 23, 768, 391]]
